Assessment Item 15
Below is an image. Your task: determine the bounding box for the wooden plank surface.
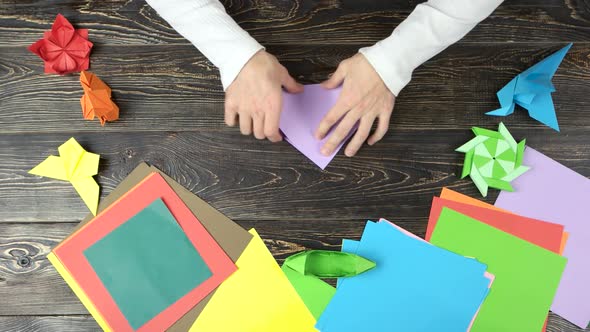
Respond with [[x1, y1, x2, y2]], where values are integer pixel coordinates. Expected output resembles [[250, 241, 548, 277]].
[[0, 313, 584, 332], [1, 0, 589, 330], [2, 128, 590, 222], [1, 0, 589, 46], [0, 316, 101, 332], [0, 221, 363, 316], [2, 43, 590, 133], [1, 221, 589, 330]]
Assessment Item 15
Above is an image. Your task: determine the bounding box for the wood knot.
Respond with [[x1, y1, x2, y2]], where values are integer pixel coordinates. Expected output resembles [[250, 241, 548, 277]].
[[17, 256, 31, 267], [1, 243, 45, 274], [9, 248, 33, 269]]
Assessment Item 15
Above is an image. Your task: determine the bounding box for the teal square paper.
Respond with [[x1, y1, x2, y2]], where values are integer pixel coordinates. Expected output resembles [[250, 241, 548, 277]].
[[84, 198, 212, 329]]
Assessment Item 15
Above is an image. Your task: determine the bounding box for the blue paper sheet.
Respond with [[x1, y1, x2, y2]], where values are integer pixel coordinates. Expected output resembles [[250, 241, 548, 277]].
[[336, 239, 360, 288], [317, 221, 491, 332]]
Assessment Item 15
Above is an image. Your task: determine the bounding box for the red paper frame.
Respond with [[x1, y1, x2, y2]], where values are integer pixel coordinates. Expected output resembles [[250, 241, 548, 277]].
[[53, 173, 236, 331]]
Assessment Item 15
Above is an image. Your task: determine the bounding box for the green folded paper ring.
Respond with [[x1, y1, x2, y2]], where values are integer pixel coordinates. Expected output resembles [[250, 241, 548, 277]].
[[284, 250, 376, 278]]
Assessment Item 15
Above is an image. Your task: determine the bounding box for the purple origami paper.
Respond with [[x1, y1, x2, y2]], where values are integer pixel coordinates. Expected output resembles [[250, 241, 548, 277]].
[[280, 84, 354, 169], [495, 147, 590, 328]]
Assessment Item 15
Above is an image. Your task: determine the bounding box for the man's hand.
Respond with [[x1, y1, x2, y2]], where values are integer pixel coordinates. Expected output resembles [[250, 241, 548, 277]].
[[225, 50, 303, 142], [315, 53, 395, 157]]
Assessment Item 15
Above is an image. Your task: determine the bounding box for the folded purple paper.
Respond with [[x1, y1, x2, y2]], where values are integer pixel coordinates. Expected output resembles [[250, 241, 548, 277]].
[[280, 84, 353, 169], [495, 147, 590, 328]]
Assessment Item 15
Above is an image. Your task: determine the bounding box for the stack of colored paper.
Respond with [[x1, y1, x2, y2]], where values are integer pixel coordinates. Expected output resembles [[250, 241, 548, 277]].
[[424, 147, 590, 329], [46, 146, 587, 331], [494, 147, 590, 329], [316, 219, 494, 332], [425, 187, 568, 331], [315, 183, 576, 331], [49, 163, 317, 331]]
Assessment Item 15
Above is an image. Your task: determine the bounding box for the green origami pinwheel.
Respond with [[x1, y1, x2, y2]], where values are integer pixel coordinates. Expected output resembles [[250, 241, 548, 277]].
[[456, 122, 530, 197]]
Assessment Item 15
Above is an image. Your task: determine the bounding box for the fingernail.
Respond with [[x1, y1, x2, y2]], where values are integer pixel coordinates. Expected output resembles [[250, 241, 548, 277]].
[[321, 147, 330, 156]]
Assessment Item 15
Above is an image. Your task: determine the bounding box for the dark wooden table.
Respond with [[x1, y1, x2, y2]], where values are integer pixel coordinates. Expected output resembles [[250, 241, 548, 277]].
[[1, 0, 589, 331]]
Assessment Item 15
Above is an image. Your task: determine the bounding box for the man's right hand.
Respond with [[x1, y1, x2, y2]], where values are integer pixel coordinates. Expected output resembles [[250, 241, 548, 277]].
[[224, 50, 303, 142]]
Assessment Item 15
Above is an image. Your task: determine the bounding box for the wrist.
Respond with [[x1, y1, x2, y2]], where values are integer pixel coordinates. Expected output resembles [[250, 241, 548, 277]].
[[358, 47, 403, 97], [220, 42, 265, 91]]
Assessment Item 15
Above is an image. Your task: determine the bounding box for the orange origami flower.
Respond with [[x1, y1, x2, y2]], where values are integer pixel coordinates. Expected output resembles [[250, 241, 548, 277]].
[[28, 14, 93, 74], [80, 71, 119, 126]]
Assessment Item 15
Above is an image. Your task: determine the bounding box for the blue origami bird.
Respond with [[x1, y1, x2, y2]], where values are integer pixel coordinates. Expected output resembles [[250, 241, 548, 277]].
[[486, 43, 572, 131]]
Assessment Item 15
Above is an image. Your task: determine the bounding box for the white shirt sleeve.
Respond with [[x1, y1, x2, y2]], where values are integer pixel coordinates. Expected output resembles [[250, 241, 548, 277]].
[[359, 0, 504, 96], [145, 0, 264, 90]]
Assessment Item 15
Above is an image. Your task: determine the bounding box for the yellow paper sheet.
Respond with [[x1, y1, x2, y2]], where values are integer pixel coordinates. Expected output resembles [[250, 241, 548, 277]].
[[29, 137, 100, 215], [47, 252, 111, 331], [190, 229, 317, 332]]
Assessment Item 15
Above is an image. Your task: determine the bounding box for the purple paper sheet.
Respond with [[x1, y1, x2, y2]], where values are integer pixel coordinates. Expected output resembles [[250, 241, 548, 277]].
[[280, 84, 353, 169], [495, 147, 590, 328]]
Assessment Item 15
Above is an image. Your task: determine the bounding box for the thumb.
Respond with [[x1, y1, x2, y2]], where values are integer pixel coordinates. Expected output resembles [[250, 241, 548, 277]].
[[281, 70, 304, 93], [321, 62, 346, 89]]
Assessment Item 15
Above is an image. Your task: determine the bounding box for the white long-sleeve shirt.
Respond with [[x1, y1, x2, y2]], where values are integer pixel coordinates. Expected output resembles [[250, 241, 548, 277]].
[[145, 0, 503, 96]]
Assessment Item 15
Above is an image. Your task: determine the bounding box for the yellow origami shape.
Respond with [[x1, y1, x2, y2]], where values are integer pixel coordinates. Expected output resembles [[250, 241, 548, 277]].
[[29, 137, 100, 215]]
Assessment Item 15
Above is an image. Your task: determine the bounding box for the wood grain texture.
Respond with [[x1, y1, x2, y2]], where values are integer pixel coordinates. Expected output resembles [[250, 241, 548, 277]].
[[0, 0, 589, 46], [0, 313, 584, 332], [2, 43, 590, 133], [0, 316, 100, 332], [0, 223, 588, 331], [1, 129, 589, 222], [1, 0, 590, 331], [0, 221, 371, 315]]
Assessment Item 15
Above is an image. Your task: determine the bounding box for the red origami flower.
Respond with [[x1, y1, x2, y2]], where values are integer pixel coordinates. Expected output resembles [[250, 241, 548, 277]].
[[28, 14, 93, 75]]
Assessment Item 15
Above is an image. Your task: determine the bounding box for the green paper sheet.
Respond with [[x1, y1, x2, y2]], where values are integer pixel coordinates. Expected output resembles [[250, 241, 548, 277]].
[[84, 198, 212, 330], [430, 208, 567, 332], [281, 264, 336, 319]]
